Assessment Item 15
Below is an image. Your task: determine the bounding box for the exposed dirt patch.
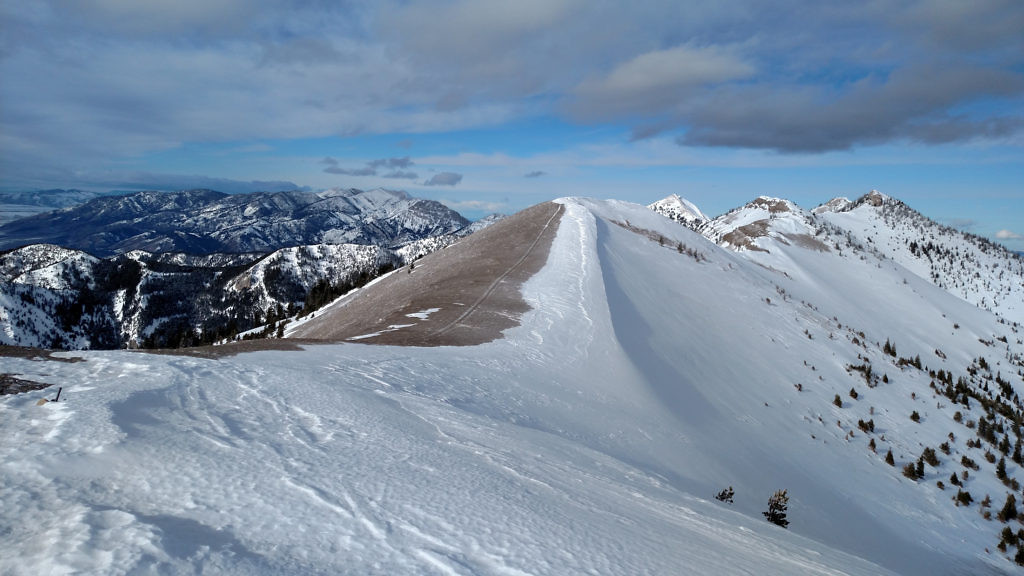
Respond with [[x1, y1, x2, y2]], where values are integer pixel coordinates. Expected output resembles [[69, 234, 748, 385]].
[[138, 338, 319, 359], [863, 191, 884, 206], [0, 373, 52, 396], [0, 346, 85, 363], [722, 220, 770, 252], [780, 233, 831, 253], [288, 201, 564, 347], [750, 198, 791, 213]]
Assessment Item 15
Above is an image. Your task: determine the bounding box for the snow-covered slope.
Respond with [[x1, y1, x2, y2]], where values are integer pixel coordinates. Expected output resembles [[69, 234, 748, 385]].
[[3, 198, 1024, 574], [648, 193, 709, 229], [0, 188, 470, 256], [815, 191, 1024, 324], [675, 191, 1024, 325]]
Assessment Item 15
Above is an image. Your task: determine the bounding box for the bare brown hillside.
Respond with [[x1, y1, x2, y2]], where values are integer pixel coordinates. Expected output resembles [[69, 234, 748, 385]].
[[288, 201, 564, 346]]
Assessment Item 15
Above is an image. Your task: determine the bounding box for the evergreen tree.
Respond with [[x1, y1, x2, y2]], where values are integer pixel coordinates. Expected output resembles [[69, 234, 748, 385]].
[[715, 486, 735, 504], [762, 489, 790, 528], [997, 456, 1007, 480], [885, 449, 895, 466], [999, 493, 1018, 522]]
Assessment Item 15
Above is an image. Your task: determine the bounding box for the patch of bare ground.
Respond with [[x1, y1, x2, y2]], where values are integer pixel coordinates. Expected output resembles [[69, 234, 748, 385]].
[[749, 197, 791, 213], [780, 233, 831, 252], [288, 201, 564, 346], [0, 346, 85, 363], [137, 338, 319, 359], [722, 220, 771, 252], [0, 373, 52, 395]]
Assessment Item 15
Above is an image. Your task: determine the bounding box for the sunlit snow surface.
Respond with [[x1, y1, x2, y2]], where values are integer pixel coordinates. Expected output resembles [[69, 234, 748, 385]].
[[2, 199, 1018, 575]]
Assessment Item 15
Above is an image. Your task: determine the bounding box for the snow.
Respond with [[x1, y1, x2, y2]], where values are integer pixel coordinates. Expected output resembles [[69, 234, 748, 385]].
[[648, 194, 709, 227], [3, 197, 1023, 574]]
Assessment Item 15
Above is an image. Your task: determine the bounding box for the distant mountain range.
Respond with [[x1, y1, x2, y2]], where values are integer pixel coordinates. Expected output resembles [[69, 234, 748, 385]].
[[0, 187, 497, 348], [0, 187, 469, 256], [0, 189, 111, 225]]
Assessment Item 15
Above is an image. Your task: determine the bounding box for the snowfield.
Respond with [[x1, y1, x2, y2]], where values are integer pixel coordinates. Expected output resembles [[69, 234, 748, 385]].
[[3, 198, 1022, 574]]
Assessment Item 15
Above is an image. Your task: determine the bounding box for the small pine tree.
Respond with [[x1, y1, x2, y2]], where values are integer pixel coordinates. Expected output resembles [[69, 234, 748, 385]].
[[955, 489, 973, 507], [999, 493, 1018, 522], [949, 472, 961, 486], [763, 489, 790, 528], [849, 387, 859, 400], [715, 486, 735, 504], [868, 438, 876, 452], [903, 462, 920, 480], [997, 457, 1007, 480], [885, 449, 895, 466], [833, 394, 843, 408], [910, 410, 920, 422]]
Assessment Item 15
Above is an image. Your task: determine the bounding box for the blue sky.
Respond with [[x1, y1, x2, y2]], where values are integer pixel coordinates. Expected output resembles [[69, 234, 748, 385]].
[[1, 1, 1022, 249]]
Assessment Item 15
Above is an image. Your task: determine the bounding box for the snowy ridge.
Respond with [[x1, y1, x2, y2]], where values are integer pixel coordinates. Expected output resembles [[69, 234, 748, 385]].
[[816, 191, 1024, 324], [648, 193, 709, 228], [4, 197, 1024, 574], [698, 195, 818, 253], [669, 191, 1024, 325]]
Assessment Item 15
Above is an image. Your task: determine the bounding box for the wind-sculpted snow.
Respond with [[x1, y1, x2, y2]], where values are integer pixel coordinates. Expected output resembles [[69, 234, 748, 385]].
[[3, 198, 1024, 574]]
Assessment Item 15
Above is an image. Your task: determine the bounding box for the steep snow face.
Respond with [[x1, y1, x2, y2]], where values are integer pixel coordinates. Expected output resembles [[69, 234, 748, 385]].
[[0, 188, 470, 256], [817, 192, 1024, 324], [4, 197, 1024, 574], [648, 194, 709, 228]]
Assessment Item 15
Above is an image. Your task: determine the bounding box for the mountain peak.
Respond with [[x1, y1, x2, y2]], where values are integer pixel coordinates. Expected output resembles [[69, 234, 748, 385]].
[[745, 196, 796, 213], [812, 197, 852, 214], [852, 189, 891, 208], [648, 194, 708, 228]]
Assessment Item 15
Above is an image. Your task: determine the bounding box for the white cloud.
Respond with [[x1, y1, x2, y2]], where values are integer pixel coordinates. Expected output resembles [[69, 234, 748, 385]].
[[996, 229, 1022, 239]]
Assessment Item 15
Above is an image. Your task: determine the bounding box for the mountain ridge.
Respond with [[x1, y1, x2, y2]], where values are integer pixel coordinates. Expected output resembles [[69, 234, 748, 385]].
[[0, 187, 470, 256], [3, 196, 1023, 574], [650, 190, 1024, 324]]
